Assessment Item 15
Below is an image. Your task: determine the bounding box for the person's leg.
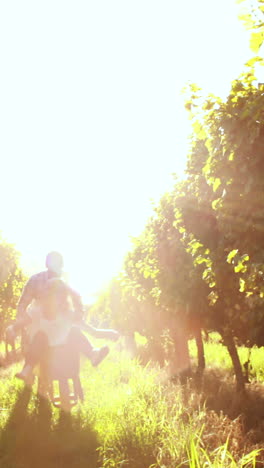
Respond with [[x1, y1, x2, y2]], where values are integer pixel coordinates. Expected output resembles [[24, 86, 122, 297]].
[[16, 331, 48, 383], [25, 331, 49, 366], [68, 327, 109, 366]]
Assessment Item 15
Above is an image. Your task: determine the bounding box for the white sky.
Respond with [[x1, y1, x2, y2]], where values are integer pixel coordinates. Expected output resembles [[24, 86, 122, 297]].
[[0, 1, 256, 302]]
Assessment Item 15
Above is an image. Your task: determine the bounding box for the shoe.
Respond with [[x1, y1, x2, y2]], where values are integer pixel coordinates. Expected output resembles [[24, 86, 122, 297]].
[[91, 346, 109, 367]]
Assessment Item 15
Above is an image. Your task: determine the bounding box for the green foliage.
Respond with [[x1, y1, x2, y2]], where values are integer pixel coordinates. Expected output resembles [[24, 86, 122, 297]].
[[238, 0, 264, 52], [92, 45, 264, 390], [93, 68, 264, 383], [183, 67, 264, 348], [0, 235, 26, 339]]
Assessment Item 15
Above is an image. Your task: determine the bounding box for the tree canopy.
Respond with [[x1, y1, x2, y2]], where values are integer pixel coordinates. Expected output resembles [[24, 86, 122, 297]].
[[0, 235, 26, 339], [92, 58, 264, 391]]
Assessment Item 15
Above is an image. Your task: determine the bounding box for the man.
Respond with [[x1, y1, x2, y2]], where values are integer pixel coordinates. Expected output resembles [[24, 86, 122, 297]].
[[6, 252, 118, 381], [17, 251, 83, 321]]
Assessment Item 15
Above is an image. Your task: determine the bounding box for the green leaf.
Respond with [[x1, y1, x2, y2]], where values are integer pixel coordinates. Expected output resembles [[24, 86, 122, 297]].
[[238, 13, 255, 29], [208, 291, 218, 305], [212, 198, 222, 211], [213, 178, 221, 192], [195, 255, 207, 265], [202, 268, 210, 279], [234, 262, 247, 273], [239, 278, 246, 292], [245, 56, 264, 68], [193, 121, 207, 140], [250, 32, 264, 53], [241, 254, 249, 262], [227, 249, 238, 264], [189, 240, 203, 250]]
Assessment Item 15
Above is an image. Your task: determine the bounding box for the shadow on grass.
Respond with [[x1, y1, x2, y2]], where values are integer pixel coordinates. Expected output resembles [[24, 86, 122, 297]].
[[0, 386, 99, 468], [178, 368, 264, 433]]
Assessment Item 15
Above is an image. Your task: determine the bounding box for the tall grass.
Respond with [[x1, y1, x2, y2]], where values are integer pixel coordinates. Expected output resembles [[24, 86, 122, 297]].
[[189, 333, 264, 383], [0, 339, 263, 468]]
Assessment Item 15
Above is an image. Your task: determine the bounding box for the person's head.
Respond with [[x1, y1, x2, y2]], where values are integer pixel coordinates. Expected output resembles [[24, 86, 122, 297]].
[[45, 251, 64, 276]]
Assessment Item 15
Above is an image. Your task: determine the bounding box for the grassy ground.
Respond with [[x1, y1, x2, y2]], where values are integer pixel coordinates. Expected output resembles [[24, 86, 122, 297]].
[[0, 336, 264, 468]]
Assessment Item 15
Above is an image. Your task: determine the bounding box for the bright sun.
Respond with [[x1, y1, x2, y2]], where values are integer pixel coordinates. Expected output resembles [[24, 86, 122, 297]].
[[1, 0, 252, 301]]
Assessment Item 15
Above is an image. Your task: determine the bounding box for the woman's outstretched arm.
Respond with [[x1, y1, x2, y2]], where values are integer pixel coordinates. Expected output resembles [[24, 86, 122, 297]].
[[76, 320, 120, 341]]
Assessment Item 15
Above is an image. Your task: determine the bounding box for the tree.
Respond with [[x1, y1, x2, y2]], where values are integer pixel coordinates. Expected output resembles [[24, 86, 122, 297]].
[[92, 60, 264, 392], [180, 66, 264, 389], [118, 66, 264, 390], [0, 235, 26, 340]]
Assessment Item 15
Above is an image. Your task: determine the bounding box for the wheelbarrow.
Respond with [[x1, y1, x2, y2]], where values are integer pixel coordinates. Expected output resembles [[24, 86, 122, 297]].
[[36, 342, 84, 411]]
